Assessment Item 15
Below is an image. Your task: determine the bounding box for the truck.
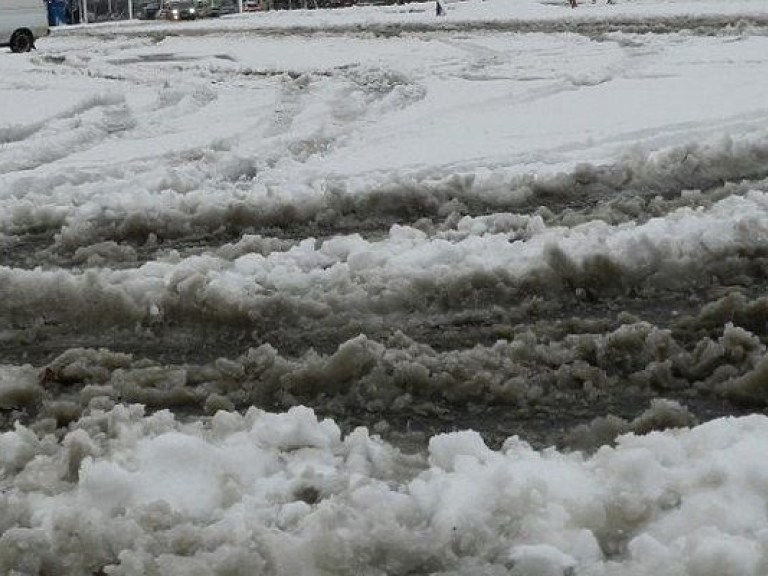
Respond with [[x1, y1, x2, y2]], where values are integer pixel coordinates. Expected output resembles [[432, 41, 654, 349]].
[[0, 0, 49, 52]]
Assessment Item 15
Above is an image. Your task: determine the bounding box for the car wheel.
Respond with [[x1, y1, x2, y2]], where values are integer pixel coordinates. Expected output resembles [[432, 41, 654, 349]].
[[10, 29, 34, 53]]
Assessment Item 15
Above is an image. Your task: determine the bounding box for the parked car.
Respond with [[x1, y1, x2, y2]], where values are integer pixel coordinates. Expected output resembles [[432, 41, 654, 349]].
[[158, 0, 198, 19], [0, 0, 48, 53], [215, 0, 238, 15], [137, 0, 161, 19], [195, 0, 214, 16]]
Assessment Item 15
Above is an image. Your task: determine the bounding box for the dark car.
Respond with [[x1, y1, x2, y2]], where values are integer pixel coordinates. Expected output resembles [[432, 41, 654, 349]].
[[158, 0, 198, 19]]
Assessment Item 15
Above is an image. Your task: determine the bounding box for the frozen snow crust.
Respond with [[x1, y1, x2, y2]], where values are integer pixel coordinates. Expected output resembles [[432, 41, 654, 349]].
[[3, 0, 768, 572], [2, 404, 768, 575]]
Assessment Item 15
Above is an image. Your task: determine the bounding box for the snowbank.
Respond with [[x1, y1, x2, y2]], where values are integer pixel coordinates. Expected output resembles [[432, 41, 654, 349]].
[[2, 404, 768, 575], [2, 189, 767, 331]]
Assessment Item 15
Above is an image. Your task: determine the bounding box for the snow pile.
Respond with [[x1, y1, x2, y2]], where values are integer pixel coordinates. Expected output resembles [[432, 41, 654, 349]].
[[2, 312, 763, 437], [2, 189, 767, 329], [1, 404, 768, 575], [5, 130, 768, 255]]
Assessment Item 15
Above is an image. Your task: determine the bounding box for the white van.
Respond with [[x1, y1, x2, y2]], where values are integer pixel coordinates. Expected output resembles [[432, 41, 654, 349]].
[[0, 0, 49, 53]]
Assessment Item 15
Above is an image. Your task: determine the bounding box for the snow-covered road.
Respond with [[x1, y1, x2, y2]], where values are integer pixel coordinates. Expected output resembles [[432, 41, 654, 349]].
[[2, 0, 768, 573]]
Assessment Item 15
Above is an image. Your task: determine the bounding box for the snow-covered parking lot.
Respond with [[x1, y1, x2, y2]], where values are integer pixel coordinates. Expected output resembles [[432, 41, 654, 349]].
[[2, 0, 768, 573]]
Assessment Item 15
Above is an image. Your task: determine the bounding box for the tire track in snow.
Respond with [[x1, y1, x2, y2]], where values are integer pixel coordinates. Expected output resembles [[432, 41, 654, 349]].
[[0, 93, 126, 147], [2, 132, 768, 270], [3, 15, 768, 574], [2, 18, 768, 455], [1, 189, 767, 349], [0, 96, 136, 175]]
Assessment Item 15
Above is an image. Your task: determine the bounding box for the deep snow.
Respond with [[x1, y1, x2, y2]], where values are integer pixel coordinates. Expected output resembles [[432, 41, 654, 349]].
[[2, 0, 768, 574]]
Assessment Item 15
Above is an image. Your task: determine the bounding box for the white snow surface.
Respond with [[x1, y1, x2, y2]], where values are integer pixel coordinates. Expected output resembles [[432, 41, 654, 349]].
[[3, 405, 768, 575], [2, 0, 768, 574]]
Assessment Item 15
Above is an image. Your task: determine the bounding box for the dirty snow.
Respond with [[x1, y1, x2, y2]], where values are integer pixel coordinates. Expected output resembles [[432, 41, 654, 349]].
[[2, 0, 768, 574]]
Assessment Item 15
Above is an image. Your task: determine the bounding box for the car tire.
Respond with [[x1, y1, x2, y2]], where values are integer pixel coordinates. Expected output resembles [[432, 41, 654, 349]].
[[10, 29, 34, 53]]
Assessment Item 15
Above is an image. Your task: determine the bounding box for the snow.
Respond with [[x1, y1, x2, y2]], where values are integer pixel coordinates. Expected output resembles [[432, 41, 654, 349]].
[[1, 187, 767, 332], [3, 405, 768, 575], [2, 0, 768, 573]]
